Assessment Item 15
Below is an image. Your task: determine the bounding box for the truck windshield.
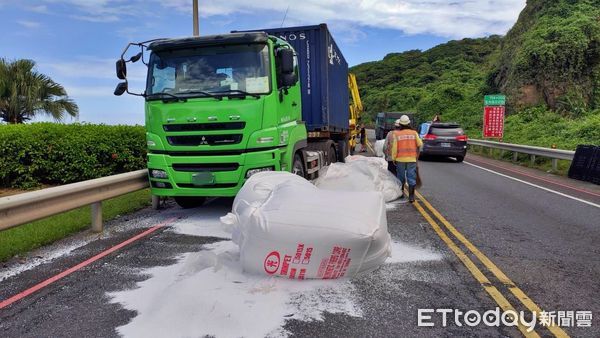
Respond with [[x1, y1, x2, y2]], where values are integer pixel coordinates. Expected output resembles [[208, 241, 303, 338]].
[[146, 44, 271, 99]]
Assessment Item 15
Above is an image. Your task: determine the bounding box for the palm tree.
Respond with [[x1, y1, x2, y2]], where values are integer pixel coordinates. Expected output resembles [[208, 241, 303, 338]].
[[0, 59, 78, 124]]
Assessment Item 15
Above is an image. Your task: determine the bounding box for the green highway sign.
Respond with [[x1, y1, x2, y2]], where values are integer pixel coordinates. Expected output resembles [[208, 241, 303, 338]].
[[484, 94, 506, 106]]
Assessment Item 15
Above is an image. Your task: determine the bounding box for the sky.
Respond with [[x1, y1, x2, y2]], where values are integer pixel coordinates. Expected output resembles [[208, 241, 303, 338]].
[[0, 0, 526, 125]]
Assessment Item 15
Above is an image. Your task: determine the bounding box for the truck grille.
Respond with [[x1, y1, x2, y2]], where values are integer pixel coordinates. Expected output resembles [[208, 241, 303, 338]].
[[163, 122, 245, 132], [172, 163, 239, 172], [167, 134, 243, 146]]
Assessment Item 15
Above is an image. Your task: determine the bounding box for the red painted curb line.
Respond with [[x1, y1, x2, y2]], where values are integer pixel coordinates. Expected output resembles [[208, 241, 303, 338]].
[[0, 217, 177, 310]]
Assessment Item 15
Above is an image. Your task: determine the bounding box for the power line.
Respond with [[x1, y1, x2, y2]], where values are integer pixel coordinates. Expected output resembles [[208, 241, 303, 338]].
[[280, 5, 289, 27]]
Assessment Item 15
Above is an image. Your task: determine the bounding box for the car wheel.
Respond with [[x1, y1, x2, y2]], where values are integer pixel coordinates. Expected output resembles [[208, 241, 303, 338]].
[[456, 156, 464, 163]]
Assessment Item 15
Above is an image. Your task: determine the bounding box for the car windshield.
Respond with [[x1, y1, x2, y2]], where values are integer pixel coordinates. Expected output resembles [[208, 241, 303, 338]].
[[146, 44, 271, 98]]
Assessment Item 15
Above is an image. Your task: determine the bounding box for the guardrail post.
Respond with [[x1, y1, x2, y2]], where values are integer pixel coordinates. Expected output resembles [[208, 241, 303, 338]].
[[513, 152, 518, 162], [552, 158, 558, 172], [91, 202, 103, 233], [530, 155, 536, 166]]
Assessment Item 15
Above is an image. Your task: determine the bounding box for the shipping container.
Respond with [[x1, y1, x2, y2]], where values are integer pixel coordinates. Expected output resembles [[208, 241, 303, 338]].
[[237, 24, 349, 133]]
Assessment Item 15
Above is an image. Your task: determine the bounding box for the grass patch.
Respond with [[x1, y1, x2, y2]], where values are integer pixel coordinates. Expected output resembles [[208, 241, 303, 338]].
[[0, 189, 151, 262]]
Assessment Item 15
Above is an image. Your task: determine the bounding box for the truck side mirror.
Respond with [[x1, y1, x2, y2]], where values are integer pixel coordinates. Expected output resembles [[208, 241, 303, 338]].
[[278, 49, 294, 74], [116, 59, 127, 79], [281, 73, 298, 88], [114, 82, 128, 96]]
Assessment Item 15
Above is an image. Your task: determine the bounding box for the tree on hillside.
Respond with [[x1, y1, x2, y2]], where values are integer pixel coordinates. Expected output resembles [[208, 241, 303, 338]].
[[0, 59, 78, 124]]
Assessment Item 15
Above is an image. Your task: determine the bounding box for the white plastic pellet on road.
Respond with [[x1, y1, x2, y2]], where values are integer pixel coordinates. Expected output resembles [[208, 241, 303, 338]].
[[109, 157, 442, 337], [109, 214, 363, 338]]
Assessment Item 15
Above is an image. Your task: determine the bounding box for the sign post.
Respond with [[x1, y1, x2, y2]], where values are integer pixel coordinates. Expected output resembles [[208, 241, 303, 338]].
[[483, 95, 505, 139]]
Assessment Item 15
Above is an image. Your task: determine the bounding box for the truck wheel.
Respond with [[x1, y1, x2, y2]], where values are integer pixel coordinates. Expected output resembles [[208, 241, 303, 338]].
[[151, 195, 161, 210], [328, 145, 337, 164], [337, 138, 349, 162], [174, 196, 206, 209], [292, 153, 306, 178]]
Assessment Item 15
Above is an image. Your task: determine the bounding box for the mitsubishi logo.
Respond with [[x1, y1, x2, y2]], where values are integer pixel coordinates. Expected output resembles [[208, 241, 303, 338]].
[[199, 136, 208, 145]]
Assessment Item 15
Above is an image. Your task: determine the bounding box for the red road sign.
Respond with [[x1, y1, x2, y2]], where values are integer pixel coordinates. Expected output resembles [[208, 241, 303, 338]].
[[483, 106, 505, 138]]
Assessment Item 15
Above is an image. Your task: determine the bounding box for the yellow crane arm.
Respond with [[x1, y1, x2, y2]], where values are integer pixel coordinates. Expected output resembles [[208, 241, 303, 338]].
[[348, 73, 363, 117], [348, 73, 363, 153]]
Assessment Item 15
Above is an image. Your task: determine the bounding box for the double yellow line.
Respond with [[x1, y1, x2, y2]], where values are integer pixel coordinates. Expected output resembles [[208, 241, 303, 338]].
[[412, 191, 569, 338], [366, 139, 375, 154]]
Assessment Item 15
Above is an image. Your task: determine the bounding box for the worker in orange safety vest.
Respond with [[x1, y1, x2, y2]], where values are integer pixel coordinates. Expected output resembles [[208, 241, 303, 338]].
[[388, 115, 422, 202]]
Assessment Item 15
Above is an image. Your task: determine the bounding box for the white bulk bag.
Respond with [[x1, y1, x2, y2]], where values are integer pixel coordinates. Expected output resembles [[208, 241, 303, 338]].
[[374, 139, 385, 158], [315, 156, 402, 202], [224, 172, 391, 279]]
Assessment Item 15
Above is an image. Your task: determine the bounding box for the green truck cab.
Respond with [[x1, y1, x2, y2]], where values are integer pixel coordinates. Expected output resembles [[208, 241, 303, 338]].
[[115, 26, 349, 208]]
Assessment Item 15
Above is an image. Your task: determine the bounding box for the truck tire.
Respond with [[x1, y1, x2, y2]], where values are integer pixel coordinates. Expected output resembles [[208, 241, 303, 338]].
[[292, 152, 306, 178], [337, 139, 348, 162], [174, 196, 206, 209], [151, 195, 161, 210], [307, 140, 337, 165], [328, 145, 337, 164]]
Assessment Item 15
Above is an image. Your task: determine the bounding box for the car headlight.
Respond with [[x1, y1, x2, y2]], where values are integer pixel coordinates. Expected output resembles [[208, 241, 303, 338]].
[[246, 166, 274, 178]]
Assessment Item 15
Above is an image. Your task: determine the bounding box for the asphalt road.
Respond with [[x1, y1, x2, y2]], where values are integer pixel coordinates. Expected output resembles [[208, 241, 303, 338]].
[[0, 147, 598, 337], [418, 154, 600, 337]]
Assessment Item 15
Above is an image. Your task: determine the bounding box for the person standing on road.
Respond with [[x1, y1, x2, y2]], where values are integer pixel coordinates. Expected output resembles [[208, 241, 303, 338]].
[[359, 123, 367, 152], [383, 121, 400, 178], [391, 115, 422, 202]]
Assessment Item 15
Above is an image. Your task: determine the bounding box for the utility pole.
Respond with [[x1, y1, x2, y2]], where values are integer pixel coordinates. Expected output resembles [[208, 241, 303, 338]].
[[193, 0, 199, 36]]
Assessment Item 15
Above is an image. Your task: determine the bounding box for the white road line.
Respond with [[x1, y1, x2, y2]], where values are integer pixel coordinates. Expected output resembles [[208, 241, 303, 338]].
[[464, 161, 600, 209]]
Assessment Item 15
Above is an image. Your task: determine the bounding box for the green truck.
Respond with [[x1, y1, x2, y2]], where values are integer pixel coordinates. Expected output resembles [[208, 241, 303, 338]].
[[114, 25, 351, 208]]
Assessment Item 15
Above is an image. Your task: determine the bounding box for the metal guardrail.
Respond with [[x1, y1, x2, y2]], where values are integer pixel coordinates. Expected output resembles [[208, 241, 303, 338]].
[[0, 170, 149, 233], [468, 139, 575, 171]]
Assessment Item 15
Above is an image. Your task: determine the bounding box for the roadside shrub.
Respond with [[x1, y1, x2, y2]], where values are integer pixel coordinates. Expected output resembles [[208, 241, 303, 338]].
[[0, 123, 146, 189], [502, 107, 600, 149]]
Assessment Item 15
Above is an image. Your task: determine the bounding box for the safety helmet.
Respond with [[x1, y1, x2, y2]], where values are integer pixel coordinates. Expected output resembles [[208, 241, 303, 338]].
[[395, 115, 411, 126]]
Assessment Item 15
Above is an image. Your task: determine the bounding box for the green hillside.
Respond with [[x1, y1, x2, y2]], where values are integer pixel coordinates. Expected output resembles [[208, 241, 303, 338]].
[[351, 0, 600, 148], [488, 0, 600, 113], [351, 36, 501, 131]]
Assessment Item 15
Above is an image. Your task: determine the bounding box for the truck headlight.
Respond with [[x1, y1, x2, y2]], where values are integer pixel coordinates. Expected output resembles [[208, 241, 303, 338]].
[[150, 169, 168, 179], [246, 166, 274, 178], [257, 137, 274, 144]]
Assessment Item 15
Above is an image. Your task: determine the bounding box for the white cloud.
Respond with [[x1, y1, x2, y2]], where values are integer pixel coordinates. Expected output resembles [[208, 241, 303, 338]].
[[63, 85, 120, 98], [17, 20, 41, 29], [40, 0, 143, 22], [41, 57, 147, 83], [26, 4, 49, 13], [160, 0, 525, 38], [27, 0, 525, 38]]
